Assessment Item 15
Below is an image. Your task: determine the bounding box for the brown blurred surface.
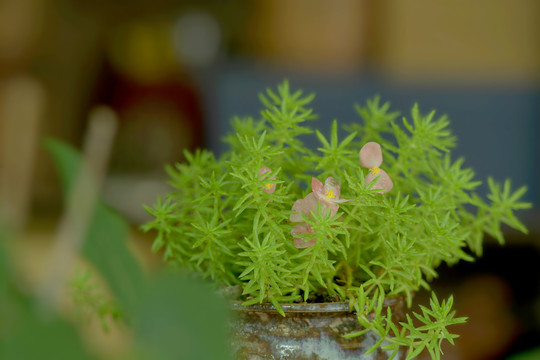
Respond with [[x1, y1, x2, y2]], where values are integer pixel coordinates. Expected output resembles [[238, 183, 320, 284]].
[[249, 0, 371, 72], [376, 0, 540, 84]]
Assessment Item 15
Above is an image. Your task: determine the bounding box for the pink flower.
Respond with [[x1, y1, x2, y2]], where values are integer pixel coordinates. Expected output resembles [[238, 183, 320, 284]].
[[290, 193, 317, 249], [291, 223, 316, 249], [359, 142, 393, 193], [259, 166, 276, 194], [311, 177, 352, 216], [290, 177, 351, 248], [290, 192, 319, 223]]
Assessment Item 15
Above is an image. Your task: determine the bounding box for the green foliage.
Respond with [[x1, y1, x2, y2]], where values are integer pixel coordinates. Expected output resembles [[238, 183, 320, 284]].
[[508, 346, 540, 360], [293, 202, 350, 301], [237, 217, 297, 316], [144, 80, 530, 358], [0, 226, 96, 359], [346, 287, 467, 360], [69, 269, 123, 332]]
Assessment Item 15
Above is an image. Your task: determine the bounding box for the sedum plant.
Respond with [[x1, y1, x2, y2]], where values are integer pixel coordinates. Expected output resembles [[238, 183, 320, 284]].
[[143, 81, 530, 359]]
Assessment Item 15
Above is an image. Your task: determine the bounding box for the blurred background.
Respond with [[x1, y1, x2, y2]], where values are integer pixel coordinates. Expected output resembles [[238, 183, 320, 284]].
[[0, 0, 539, 359]]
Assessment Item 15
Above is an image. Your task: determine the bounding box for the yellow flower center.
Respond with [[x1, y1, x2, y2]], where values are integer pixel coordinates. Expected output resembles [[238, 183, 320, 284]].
[[370, 166, 381, 175], [325, 189, 335, 199], [265, 183, 273, 189]]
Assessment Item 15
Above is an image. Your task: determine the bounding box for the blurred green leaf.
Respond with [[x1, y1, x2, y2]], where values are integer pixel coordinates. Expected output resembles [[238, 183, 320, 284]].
[[0, 229, 95, 360], [2, 310, 95, 360], [508, 347, 540, 360], [45, 138, 233, 360], [45, 138, 146, 315], [134, 271, 232, 360]]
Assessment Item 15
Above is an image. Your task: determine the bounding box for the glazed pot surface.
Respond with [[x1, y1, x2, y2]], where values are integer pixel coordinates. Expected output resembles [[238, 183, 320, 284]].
[[230, 301, 404, 360]]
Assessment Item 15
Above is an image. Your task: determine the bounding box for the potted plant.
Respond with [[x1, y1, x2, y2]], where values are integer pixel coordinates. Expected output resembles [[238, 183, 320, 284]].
[[143, 81, 530, 359]]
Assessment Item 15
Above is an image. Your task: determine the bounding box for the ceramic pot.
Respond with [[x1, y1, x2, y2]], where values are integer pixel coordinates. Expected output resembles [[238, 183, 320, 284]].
[[230, 299, 405, 360]]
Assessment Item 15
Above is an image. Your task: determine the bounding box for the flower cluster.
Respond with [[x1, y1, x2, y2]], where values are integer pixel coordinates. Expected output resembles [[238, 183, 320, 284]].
[[285, 142, 392, 248], [259, 142, 392, 249], [289, 177, 351, 248]]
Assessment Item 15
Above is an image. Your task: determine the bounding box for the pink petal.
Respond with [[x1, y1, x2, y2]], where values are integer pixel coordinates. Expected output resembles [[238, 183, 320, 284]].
[[291, 222, 313, 236], [310, 177, 349, 216], [294, 237, 317, 248], [291, 223, 317, 248], [310, 197, 337, 217], [359, 142, 383, 168], [324, 177, 341, 198], [259, 166, 276, 194], [263, 183, 276, 194], [334, 198, 353, 204], [290, 192, 319, 222], [258, 166, 271, 176], [311, 177, 324, 195], [365, 168, 393, 193], [309, 194, 337, 217], [313, 177, 338, 203], [329, 203, 339, 217]]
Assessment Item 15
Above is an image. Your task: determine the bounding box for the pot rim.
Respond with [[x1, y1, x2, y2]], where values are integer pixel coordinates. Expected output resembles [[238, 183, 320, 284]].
[[230, 296, 403, 314], [230, 301, 352, 313]]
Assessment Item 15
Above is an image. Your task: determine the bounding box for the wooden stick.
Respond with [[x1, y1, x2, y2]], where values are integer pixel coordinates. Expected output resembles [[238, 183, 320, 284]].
[[37, 106, 117, 312]]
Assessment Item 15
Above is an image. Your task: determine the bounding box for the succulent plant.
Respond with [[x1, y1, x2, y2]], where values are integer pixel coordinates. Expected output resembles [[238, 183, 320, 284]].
[[144, 81, 530, 359]]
